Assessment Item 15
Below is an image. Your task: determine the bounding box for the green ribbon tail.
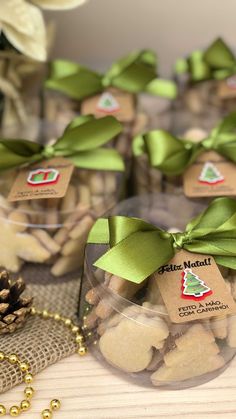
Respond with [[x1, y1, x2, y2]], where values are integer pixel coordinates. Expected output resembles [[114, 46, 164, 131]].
[[89, 216, 175, 283], [94, 229, 174, 284], [184, 197, 236, 269], [214, 256, 236, 269], [0, 140, 43, 171], [55, 115, 122, 152], [216, 111, 236, 133], [186, 197, 236, 231], [206, 112, 236, 162], [188, 50, 211, 82], [64, 115, 94, 130], [175, 58, 189, 74], [45, 60, 103, 100], [132, 134, 146, 157], [88, 219, 110, 244], [55, 115, 124, 171], [146, 78, 177, 98], [212, 69, 234, 80], [69, 148, 124, 171]]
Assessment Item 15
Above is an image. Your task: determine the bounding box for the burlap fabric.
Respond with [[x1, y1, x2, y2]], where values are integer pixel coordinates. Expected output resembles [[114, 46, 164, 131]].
[[0, 264, 81, 393]]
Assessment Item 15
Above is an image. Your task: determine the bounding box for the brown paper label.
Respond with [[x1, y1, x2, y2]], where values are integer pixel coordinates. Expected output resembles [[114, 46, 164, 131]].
[[8, 157, 74, 202], [81, 88, 135, 122], [155, 250, 236, 323], [218, 76, 236, 99], [183, 151, 236, 197]]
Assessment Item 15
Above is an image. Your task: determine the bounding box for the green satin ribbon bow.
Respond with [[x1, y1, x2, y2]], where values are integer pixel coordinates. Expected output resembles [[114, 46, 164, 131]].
[[88, 197, 236, 283], [133, 112, 236, 176], [0, 115, 124, 172], [175, 37, 236, 82], [45, 50, 177, 100]]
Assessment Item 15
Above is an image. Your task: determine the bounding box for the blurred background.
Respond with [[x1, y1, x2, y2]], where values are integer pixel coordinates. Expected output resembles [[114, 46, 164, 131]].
[[46, 0, 236, 75]]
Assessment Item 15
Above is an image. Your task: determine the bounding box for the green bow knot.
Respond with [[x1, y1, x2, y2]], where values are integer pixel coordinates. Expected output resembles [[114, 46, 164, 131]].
[[46, 50, 177, 100], [175, 37, 236, 82], [133, 112, 236, 176], [0, 115, 124, 172], [88, 197, 236, 283], [171, 231, 190, 249], [101, 75, 112, 87], [42, 145, 55, 159]]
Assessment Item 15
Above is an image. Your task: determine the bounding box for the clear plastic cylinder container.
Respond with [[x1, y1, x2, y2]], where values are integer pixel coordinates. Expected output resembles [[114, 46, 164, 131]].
[[132, 125, 222, 200], [138, 93, 173, 131], [132, 152, 182, 196], [0, 168, 123, 280], [80, 194, 236, 389], [44, 88, 137, 164], [172, 75, 236, 135]]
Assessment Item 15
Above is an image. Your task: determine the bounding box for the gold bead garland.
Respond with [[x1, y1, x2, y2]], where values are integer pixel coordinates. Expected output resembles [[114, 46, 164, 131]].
[[0, 306, 87, 416], [30, 307, 87, 355], [0, 351, 33, 416], [41, 400, 61, 419]]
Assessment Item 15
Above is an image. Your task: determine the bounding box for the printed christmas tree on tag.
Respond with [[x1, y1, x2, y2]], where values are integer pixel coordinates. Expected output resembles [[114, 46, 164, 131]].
[[182, 268, 212, 301], [198, 162, 224, 185], [96, 92, 120, 113], [156, 250, 236, 323]]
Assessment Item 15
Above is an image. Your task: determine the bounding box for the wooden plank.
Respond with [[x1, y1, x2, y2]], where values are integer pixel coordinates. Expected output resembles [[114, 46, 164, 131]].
[[2, 353, 236, 418]]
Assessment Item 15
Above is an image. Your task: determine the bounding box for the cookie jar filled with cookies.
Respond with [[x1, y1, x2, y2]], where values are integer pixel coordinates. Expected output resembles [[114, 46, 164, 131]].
[[173, 37, 236, 134], [0, 115, 124, 280], [45, 50, 177, 165], [132, 112, 236, 199], [79, 194, 236, 389]]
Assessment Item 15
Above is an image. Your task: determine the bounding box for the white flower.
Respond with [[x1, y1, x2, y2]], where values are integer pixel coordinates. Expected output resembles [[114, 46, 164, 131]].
[[0, 0, 88, 62]]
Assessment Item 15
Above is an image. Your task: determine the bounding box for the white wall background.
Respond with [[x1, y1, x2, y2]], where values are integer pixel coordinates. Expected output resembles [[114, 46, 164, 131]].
[[46, 0, 236, 76]]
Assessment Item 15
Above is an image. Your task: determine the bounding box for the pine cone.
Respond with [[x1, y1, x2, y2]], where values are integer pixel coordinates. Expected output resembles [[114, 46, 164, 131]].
[[0, 270, 33, 334]]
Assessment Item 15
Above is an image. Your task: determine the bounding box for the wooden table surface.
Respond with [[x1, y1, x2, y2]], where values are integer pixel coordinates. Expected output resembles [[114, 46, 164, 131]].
[[2, 351, 236, 419]]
